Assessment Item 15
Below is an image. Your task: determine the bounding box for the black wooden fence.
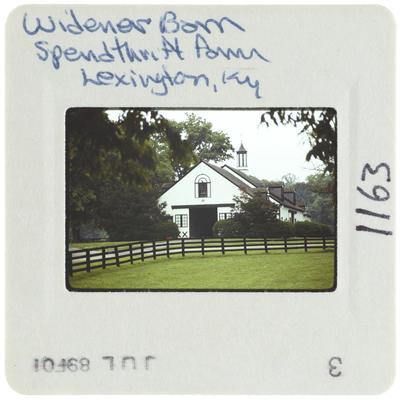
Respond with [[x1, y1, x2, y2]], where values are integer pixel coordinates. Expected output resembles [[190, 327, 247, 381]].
[[67, 236, 335, 276]]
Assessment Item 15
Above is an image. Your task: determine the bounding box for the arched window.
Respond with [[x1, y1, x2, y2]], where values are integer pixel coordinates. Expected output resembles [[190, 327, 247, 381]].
[[194, 174, 211, 198]]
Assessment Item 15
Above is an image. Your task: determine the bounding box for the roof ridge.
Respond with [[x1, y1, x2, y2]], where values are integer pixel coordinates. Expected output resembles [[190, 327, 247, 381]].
[[222, 164, 264, 188], [204, 162, 255, 196]]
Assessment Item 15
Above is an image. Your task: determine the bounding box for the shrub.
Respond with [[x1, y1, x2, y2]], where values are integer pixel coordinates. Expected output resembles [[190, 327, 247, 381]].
[[213, 219, 295, 238], [266, 221, 295, 237], [154, 221, 179, 240], [213, 219, 241, 237], [294, 221, 333, 236], [244, 220, 295, 238]]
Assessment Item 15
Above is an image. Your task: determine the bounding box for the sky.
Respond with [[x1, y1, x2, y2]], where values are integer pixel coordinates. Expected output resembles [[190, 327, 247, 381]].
[[107, 109, 323, 182], [160, 110, 323, 182]]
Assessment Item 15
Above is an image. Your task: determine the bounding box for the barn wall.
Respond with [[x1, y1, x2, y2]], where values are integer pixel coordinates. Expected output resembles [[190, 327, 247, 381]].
[[159, 163, 243, 214], [170, 207, 189, 237], [159, 163, 245, 236], [279, 206, 289, 220], [279, 206, 309, 223], [294, 211, 307, 222]]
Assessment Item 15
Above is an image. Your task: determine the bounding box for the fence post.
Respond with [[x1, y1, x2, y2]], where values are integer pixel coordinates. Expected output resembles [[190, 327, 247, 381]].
[[304, 236, 308, 252], [115, 246, 120, 267], [221, 237, 225, 254], [181, 238, 185, 257], [243, 237, 247, 254], [140, 242, 144, 262], [284, 237, 288, 253], [129, 244, 134, 264], [86, 249, 91, 272], [322, 236, 326, 250], [166, 240, 170, 258], [264, 237, 268, 253], [152, 240, 156, 260], [102, 248, 106, 269], [201, 238, 205, 256]]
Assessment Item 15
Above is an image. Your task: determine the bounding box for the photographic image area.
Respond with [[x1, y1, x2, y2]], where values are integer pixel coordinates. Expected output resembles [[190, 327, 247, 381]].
[[66, 108, 336, 291]]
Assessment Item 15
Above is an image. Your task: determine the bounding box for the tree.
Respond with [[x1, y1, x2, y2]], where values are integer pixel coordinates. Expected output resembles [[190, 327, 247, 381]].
[[261, 108, 336, 175], [67, 109, 118, 240], [261, 178, 282, 187], [95, 180, 178, 241], [66, 108, 192, 240], [160, 112, 234, 178], [303, 173, 335, 226], [231, 192, 284, 237], [181, 113, 234, 163], [292, 173, 335, 227], [281, 173, 297, 189]]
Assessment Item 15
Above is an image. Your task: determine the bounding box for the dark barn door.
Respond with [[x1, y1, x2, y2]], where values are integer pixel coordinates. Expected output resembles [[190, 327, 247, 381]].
[[189, 207, 217, 238]]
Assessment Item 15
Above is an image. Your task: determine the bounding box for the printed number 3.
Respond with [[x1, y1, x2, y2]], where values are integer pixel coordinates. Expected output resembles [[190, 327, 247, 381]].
[[329, 357, 342, 377]]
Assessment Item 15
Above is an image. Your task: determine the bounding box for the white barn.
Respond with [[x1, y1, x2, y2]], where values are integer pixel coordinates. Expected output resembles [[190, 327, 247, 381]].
[[159, 144, 309, 238]]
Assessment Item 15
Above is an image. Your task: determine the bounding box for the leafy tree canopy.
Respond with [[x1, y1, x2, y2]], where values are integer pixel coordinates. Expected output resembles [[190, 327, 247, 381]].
[[66, 108, 193, 239], [286, 172, 335, 227], [95, 181, 178, 241], [157, 112, 234, 178], [232, 192, 280, 236]]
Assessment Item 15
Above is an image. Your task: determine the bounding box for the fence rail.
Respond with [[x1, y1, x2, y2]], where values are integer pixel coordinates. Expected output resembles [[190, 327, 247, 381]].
[[67, 236, 335, 276]]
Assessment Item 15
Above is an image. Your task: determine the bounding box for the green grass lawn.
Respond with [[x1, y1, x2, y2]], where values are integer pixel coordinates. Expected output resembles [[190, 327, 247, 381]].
[[68, 249, 335, 290]]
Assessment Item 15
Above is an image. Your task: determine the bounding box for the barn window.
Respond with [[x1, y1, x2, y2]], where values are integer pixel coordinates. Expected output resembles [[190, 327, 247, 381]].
[[194, 174, 211, 198], [219, 213, 233, 220], [175, 214, 188, 228]]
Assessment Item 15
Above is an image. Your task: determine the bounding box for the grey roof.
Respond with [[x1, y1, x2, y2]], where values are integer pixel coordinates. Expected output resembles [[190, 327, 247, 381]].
[[284, 191, 296, 204], [268, 186, 305, 212], [268, 186, 283, 199], [222, 164, 265, 188], [207, 162, 305, 211], [205, 162, 256, 196], [160, 159, 305, 212], [237, 142, 247, 153]]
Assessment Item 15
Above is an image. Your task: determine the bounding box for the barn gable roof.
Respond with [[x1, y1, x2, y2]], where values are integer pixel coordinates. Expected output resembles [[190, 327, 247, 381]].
[[222, 164, 265, 188], [159, 160, 257, 198], [204, 162, 256, 196]]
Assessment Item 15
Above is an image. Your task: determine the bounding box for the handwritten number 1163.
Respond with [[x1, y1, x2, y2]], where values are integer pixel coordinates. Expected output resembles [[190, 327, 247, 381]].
[[356, 162, 392, 235]]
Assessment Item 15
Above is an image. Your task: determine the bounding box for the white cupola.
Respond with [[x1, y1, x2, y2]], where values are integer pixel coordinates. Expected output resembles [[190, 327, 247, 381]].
[[236, 142, 248, 171]]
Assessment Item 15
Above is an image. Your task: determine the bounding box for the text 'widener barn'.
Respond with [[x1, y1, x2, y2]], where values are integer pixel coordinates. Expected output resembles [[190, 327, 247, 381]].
[[159, 143, 310, 238]]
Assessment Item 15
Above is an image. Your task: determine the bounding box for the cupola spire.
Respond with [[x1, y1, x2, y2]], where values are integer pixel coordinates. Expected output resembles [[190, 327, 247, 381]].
[[236, 141, 248, 170]]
